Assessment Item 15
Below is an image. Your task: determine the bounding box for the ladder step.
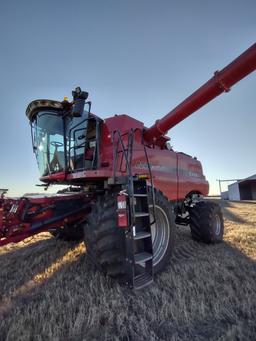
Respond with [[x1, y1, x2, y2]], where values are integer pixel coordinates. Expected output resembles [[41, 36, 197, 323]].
[[134, 273, 153, 290], [135, 212, 149, 217], [134, 252, 153, 264], [134, 231, 151, 240]]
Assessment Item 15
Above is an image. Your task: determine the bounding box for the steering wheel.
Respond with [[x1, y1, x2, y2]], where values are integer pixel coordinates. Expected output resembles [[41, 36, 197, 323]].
[[50, 141, 63, 148]]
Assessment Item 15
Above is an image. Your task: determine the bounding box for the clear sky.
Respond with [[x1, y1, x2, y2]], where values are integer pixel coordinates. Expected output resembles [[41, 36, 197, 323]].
[[0, 0, 255, 196]]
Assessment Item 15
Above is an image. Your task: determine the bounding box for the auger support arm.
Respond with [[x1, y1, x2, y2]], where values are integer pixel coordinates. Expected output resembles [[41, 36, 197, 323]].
[[144, 43, 256, 143]]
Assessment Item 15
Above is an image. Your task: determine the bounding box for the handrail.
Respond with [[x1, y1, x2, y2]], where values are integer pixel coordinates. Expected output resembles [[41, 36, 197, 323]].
[[112, 128, 156, 226]]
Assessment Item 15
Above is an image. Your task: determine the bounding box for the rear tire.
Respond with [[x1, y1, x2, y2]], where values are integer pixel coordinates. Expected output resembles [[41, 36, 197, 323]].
[[189, 201, 224, 243]]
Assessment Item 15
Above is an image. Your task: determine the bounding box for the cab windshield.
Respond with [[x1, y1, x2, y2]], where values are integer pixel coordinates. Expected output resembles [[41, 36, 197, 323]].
[[32, 109, 98, 177], [32, 112, 65, 176]]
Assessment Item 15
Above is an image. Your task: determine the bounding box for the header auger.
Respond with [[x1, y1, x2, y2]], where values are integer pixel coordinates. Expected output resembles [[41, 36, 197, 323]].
[[1, 43, 255, 289]]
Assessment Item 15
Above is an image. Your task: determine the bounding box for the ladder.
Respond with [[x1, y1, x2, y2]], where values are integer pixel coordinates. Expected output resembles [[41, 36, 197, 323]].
[[124, 178, 154, 289], [112, 129, 155, 289]]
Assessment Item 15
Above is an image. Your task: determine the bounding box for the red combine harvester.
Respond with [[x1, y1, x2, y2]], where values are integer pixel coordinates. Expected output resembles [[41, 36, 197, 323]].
[[0, 44, 255, 288]]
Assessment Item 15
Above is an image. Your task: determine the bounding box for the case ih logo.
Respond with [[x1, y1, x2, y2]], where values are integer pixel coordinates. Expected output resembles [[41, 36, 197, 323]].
[[135, 162, 201, 178], [135, 162, 175, 173]]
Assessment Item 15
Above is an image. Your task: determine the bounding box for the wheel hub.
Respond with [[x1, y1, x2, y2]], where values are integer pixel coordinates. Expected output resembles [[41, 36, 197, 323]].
[[150, 205, 170, 266], [213, 213, 221, 236]]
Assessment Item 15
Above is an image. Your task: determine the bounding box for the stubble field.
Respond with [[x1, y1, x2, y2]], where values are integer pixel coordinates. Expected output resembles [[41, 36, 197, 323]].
[[0, 200, 256, 341]]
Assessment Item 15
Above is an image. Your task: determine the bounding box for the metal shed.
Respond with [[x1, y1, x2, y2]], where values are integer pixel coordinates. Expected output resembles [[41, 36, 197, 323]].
[[228, 174, 256, 200]]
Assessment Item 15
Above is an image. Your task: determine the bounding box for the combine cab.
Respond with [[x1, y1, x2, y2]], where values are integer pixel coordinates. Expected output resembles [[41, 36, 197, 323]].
[[1, 43, 255, 288]]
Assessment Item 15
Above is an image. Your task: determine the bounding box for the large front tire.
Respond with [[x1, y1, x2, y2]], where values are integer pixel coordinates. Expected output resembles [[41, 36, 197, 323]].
[[84, 190, 176, 279], [83, 192, 126, 278]]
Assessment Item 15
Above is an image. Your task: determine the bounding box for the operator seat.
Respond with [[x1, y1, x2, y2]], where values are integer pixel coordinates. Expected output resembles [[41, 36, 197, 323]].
[[50, 150, 65, 172]]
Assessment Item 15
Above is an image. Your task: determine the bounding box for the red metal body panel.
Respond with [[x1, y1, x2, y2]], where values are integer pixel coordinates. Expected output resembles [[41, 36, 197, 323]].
[[44, 119, 209, 200]]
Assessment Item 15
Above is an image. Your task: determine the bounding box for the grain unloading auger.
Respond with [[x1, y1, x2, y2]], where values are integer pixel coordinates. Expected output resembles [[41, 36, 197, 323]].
[[1, 44, 255, 289]]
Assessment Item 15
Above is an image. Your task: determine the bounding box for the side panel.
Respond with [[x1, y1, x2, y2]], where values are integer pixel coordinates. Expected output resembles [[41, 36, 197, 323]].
[[118, 142, 208, 201], [133, 148, 179, 201], [177, 153, 209, 198]]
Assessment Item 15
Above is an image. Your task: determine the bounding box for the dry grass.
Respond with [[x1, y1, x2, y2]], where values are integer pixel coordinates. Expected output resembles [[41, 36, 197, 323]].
[[0, 201, 256, 340]]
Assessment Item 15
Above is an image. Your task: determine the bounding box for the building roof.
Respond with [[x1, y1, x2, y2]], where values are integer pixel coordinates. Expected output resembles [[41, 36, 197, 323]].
[[238, 174, 256, 185]]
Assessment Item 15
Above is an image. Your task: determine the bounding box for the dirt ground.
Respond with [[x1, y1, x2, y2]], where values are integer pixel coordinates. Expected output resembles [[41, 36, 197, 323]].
[[0, 201, 256, 341]]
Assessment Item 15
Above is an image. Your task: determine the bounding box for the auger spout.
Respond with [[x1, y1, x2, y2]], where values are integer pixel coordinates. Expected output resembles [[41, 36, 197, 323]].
[[144, 43, 256, 144]]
